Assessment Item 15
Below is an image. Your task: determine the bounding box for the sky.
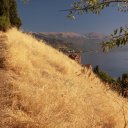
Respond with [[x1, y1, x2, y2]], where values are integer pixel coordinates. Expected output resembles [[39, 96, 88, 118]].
[[16, 0, 128, 34]]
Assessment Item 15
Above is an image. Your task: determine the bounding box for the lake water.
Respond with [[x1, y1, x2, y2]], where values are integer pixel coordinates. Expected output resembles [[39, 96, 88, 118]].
[[81, 48, 128, 78]]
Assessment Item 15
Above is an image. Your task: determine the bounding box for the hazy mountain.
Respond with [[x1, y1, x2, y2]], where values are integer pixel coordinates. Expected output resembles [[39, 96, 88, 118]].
[[84, 32, 107, 40], [40, 32, 84, 38], [31, 32, 107, 52], [31, 32, 128, 53], [32, 32, 106, 42]]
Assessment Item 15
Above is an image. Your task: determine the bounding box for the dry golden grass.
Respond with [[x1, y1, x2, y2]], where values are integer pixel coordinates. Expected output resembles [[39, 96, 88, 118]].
[[0, 28, 128, 128]]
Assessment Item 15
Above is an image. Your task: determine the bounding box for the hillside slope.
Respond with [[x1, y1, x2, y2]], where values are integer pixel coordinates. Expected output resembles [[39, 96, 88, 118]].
[[0, 29, 128, 128]]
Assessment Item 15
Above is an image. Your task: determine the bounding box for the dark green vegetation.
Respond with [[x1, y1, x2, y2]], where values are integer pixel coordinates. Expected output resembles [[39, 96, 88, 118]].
[[93, 66, 128, 98], [68, 0, 128, 51], [9, 0, 21, 29], [117, 73, 128, 89], [93, 66, 117, 85], [0, 0, 21, 31], [0, 0, 10, 31]]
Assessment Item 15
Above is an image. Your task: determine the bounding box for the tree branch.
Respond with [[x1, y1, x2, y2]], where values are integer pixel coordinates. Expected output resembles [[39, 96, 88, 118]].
[[61, 0, 128, 12]]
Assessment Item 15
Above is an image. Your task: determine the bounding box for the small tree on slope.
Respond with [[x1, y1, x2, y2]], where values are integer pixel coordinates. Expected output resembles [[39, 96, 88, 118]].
[[0, 0, 10, 31], [0, 0, 21, 31], [9, 0, 21, 29]]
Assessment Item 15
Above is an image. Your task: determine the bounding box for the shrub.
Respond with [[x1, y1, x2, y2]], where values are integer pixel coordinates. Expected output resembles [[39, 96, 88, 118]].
[[9, 0, 21, 29], [0, 0, 10, 31], [0, 16, 10, 31], [0, 0, 21, 31]]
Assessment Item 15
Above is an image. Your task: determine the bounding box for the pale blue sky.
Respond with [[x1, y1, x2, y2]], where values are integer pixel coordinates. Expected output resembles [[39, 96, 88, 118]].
[[17, 0, 128, 34]]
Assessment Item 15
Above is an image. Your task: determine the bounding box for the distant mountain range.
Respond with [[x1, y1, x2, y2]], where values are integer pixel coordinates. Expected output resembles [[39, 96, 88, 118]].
[[31, 32, 128, 53], [31, 32, 108, 52], [84, 32, 107, 40], [32, 32, 107, 41]]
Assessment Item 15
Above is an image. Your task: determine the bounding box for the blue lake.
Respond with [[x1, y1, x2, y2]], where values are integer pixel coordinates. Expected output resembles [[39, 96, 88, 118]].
[[81, 49, 128, 78]]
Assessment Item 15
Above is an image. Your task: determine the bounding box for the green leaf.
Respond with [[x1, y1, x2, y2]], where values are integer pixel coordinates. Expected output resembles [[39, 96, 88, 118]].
[[114, 29, 118, 35], [119, 27, 123, 34]]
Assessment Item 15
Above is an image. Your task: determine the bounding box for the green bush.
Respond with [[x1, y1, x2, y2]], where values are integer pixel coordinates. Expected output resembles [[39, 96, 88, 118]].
[[93, 66, 128, 98], [9, 0, 21, 29], [0, 0, 21, 31], [0, 16, 10, 31], [94, 66, 116, 84], [0, 0, 10, 31], [93, 66, 120, 91]]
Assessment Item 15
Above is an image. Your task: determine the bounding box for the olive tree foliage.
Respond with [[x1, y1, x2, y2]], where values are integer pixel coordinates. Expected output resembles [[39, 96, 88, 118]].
[[67, 0, 128, 51]]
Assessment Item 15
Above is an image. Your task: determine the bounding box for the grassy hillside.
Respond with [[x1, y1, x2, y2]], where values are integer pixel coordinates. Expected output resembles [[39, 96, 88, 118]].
[[0, 28, 128, 128]]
